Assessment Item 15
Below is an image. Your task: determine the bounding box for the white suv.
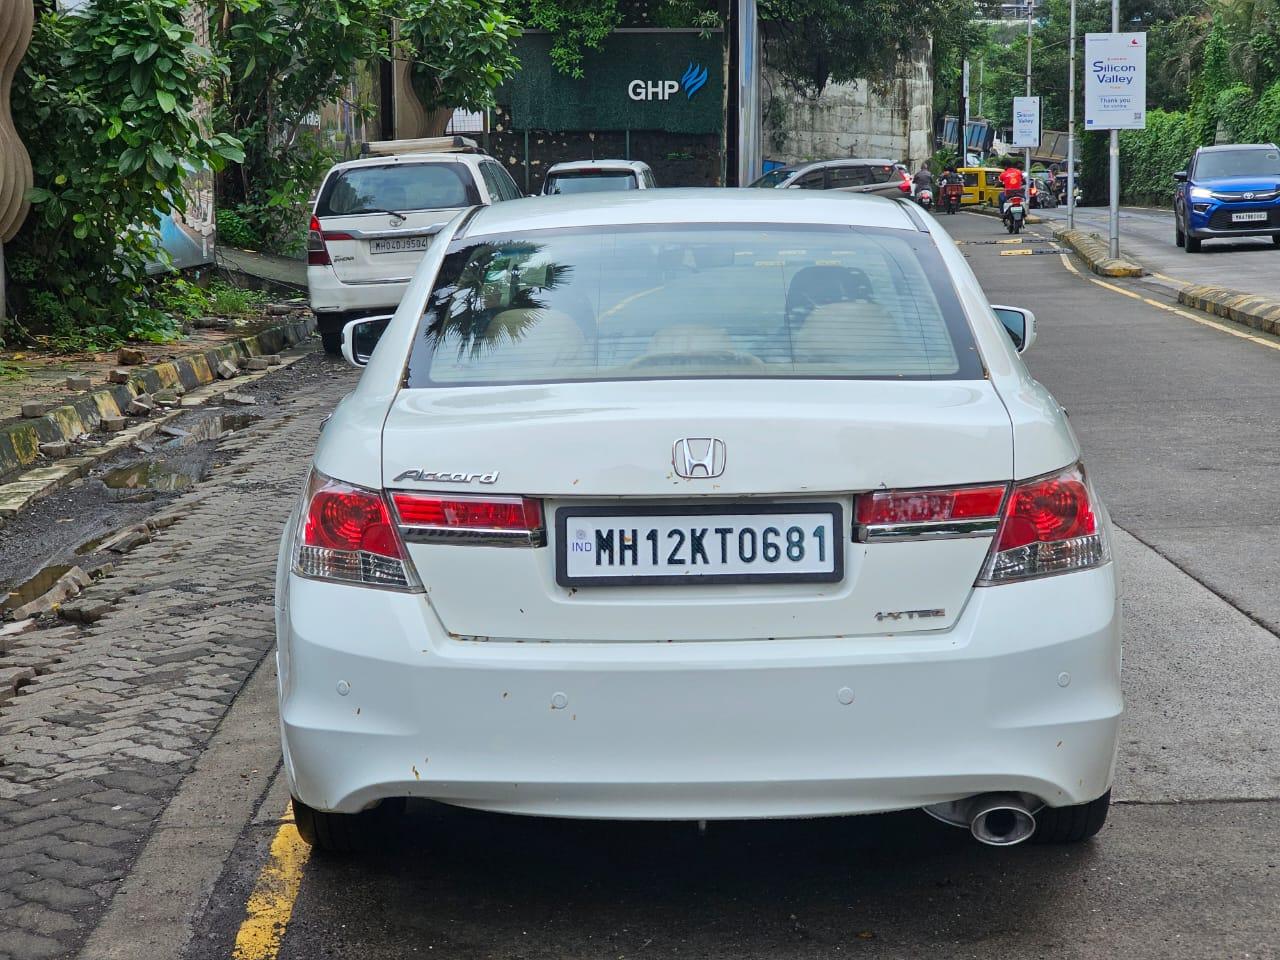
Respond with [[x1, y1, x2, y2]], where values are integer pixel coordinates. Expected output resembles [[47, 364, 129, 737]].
[[541, 159, 657, 194], [307, 153, 523, 353]]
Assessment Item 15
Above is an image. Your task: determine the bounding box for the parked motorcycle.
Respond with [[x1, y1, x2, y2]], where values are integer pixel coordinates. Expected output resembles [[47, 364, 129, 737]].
[[1001, 193, 1027, 234]]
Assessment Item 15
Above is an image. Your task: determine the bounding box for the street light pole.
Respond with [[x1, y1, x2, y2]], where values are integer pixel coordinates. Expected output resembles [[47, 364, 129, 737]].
[[1025, 0, 1034, 181], [1108, 0, 1121, 259], [1067, 0, 1077, 229]]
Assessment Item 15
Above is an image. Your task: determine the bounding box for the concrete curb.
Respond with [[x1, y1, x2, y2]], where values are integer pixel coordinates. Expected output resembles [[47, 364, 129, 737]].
[[1052, 228, 1144, 277], [1177, 284, 1280, 337], [0, 317, 314, 484], [0, 332, 315, 523]]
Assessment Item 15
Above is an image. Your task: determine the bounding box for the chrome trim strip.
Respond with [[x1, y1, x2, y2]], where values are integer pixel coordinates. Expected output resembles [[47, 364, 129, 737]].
[[857, 518, 1000, 543], [399, 525, 547, 548], [340, 276, 413, 285], [337, 223, 447, 240]]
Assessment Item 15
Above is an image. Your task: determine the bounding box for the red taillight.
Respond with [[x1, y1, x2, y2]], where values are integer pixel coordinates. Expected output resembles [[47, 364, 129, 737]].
[[305, 487, 400, 557], [307, 215, 330, 266], [899, 175, 911, 193], [294, 472, 417, 589], [981, 463, 1109, 583], [392, 493, 543, 532], [390, 492, 545, 546], [994, 473, 1097, 552], [856, 484, 1006, 526]]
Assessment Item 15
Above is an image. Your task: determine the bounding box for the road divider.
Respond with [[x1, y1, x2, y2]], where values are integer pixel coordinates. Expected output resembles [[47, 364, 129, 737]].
[[1177, 283, 1280, 337], [1051, 228, 1144, 278]]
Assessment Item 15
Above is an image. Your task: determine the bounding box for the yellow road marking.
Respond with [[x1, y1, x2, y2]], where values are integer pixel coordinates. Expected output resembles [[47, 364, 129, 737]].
[[1055, 246, 1280, 352], [1000, 249, 1034, 256], [232, 812, 310, 960]]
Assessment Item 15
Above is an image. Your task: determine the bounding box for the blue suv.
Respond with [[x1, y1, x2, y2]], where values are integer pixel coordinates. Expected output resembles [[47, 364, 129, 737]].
[[1174, 144, 1280, 252]]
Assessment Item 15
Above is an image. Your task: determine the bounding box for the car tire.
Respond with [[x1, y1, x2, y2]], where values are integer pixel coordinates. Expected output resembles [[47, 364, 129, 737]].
[[292, 796, 405, 854], [1272, 234, 1280, 247], [319, 329, 343, 356], [315, 312, 346, 356], [1184, 233, 1202, 253], [1174, 217, 1185, 248], [1032, 789, 1111, 844]]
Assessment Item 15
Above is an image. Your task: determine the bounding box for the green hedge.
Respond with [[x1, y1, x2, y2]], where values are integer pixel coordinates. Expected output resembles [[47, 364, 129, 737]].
[[1216, 82, 1280, 144], [1118, 110, 1202, 206]]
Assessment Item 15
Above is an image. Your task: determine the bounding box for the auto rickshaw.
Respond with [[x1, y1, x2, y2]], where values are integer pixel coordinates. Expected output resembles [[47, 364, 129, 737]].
[[957, 166, 1005, 206]]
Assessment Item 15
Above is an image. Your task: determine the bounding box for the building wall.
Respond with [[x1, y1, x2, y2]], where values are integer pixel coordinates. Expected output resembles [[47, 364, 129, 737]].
[[762, 48, 933, 171], [488, 106, 723, 193]]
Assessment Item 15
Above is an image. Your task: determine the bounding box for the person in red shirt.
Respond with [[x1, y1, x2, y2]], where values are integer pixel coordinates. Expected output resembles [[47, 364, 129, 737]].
[[998, 162, 1025, 206]]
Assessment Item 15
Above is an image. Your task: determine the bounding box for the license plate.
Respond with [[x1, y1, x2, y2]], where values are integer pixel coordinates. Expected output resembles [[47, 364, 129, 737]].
[[1231, 211, 1268, 223], [555, 503, 844, 586], [369, 236, 430, 255]]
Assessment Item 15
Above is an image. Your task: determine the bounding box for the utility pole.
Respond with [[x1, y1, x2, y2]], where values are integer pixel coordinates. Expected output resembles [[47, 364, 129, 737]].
[[1025, 0, 1034, 181], [978, 58, 984, 117], [1067, 0, 1077, 228], [1108, 0, 1120, 259], [962, 59, 970, 165]]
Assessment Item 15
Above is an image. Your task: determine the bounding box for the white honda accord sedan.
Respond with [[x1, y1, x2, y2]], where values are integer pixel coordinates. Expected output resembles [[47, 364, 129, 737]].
[[275, 189, 1121, 852]]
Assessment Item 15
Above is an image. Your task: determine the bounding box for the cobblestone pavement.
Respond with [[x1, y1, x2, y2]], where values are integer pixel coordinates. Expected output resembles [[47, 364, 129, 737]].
[[0, 355, 353, 960]]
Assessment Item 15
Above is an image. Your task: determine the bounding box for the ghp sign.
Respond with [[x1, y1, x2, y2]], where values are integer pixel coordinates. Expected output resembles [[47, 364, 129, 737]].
[[628, 62, 709, 102]]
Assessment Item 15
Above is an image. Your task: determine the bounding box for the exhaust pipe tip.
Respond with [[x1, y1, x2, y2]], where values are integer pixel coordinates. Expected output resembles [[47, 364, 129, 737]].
[[968, 797, 1037, 847], [923, 792, 1040, 847]]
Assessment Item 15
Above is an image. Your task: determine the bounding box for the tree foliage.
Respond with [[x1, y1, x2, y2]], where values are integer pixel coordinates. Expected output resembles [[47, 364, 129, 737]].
[[8, 0, 242, 347], [211, 0, 520, 253], [210, 0, 393, 252], [760, 0, 969, 97], [404, 0, 522, 118], [517, 0, 621, 77]]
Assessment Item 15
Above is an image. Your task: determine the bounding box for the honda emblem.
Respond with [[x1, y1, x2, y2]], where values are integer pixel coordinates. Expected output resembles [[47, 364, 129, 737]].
[[672, 438, 726, 479]]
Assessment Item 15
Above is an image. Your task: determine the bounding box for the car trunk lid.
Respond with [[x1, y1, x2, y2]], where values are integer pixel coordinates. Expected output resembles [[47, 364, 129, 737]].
[[381, 379, 1014, 641]]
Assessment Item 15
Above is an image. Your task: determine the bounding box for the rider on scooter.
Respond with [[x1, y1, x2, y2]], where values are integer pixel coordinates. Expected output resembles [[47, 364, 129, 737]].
[[997, 160, 1025, 208]]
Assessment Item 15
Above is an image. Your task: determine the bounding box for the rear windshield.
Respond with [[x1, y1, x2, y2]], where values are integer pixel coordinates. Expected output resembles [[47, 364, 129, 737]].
[[544, 170, 638, 194], [404, 224, 983, 387], [316, 163, 477, 216], [1195, 149, 1280, 179]]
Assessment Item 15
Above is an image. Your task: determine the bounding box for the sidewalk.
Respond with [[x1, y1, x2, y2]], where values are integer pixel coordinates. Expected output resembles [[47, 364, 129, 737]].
[[0, 314, 314, 492], [0, 326, 297, 425]]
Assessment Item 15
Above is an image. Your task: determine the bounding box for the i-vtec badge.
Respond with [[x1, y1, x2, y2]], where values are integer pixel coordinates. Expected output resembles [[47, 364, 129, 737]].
[[392, 469, 499, 484], [875, 608, 945, 622]]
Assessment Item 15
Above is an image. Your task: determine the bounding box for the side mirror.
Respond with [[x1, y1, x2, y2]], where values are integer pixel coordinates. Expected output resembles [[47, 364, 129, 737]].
[[991, 305, 1037, 354], [340, 315, 393, 368], [1173, 170, 1188, 182]]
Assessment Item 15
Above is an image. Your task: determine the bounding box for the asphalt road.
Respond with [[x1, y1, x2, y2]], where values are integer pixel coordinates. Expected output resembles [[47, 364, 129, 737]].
[[1037, 203, 1280, 300], [8, 218, 1277, 960]]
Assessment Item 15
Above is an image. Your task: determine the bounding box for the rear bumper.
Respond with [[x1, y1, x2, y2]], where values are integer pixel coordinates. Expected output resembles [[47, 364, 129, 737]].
[[307, 265, 409, 315], [277, 566, 1121, 819]]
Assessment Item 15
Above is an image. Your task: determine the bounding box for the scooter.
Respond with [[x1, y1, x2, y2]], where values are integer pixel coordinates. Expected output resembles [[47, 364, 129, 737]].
[[1001, 193, 1026, 234], [940, 181, 963, 214], [915, 185, 934, 210]]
